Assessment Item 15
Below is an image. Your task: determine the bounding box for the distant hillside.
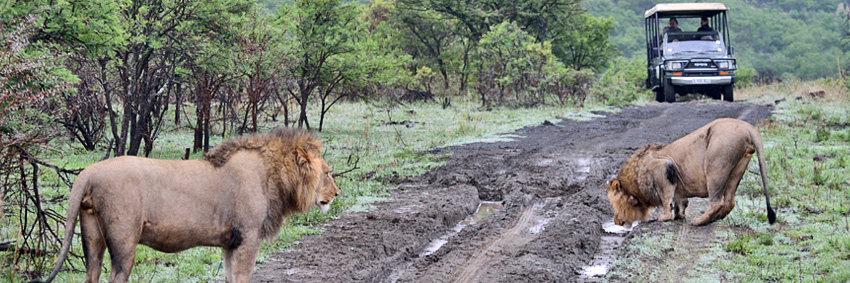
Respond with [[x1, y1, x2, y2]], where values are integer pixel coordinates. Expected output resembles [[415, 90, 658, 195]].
[[586, 0, 850, 79]]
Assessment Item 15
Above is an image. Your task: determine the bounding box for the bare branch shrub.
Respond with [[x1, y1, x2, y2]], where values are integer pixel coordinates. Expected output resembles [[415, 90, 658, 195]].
[[1, 15, 79, 278]]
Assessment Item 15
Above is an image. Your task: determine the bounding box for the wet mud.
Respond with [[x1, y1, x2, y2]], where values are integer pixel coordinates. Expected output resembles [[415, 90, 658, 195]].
[[251, 102, 772, 282]]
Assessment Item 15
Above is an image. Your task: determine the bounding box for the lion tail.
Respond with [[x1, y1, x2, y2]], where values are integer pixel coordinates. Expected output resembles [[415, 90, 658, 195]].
[[752, 127, 776, 224], [36, 171, 90, 283]]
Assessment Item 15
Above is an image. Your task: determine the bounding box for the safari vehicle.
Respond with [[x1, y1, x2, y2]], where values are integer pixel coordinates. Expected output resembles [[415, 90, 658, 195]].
[[645, 3, 736, 102]]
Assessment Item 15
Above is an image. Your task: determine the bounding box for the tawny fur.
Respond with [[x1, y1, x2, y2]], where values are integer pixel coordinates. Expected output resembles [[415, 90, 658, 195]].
[[204, 128, 325, 239], [37, 128, 339, 283], [608, 118, 776, 226]]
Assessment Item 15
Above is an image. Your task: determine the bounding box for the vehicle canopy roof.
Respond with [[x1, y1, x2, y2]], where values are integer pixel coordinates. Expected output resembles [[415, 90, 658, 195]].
[[644, 3, 728, 18]]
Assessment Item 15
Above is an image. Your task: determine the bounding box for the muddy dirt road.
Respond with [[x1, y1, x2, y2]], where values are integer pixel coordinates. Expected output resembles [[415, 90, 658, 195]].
[[252, 102, 772, 282]]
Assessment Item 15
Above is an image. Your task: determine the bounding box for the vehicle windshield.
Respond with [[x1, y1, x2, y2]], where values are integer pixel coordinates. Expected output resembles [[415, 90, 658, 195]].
[[663, 32, 725, 55]]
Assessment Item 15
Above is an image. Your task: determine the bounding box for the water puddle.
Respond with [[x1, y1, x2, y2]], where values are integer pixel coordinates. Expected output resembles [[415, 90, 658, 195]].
[[575, 157, 591, 180], [418, 201, 504, 257], [577, 221, 634, 281], [460, 201, 504, 226], [528, 218, 551, 234], [602, 221, 638, 234]]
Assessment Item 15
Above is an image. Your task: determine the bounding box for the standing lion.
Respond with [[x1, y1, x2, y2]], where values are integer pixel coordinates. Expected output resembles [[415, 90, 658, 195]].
[[608, 118, 776, 226], [35, 128, 339, 283]]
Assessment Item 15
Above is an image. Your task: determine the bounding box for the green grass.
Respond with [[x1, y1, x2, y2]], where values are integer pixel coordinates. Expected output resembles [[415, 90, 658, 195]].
[[0, 98, 608, 282], [606, 81, 850, 282]]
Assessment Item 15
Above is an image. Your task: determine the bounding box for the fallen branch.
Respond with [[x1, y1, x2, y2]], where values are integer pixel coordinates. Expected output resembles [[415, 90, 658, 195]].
[[0, 241, 49, 256], [333, 154, 359, 178]]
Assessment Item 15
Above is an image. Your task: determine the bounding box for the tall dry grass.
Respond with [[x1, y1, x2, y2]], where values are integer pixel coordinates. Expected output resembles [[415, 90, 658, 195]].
[[736, 78, 850, 103]]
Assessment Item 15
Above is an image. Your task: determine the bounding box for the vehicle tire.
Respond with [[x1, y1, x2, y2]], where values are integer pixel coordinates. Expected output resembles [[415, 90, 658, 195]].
[[663, 78, 676, 103], [722, 84, 734, 102]]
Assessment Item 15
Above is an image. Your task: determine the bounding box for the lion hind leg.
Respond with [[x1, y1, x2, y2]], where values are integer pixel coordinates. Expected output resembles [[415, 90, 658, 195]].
[[80, 210, 106, 283], [692, 173, 732, 225], [692, 173, 742, 226], [691, 201, 725, 226], [712, 154, 751, 222], [105, 241, 137, 283], [103, 224, 141, 283]]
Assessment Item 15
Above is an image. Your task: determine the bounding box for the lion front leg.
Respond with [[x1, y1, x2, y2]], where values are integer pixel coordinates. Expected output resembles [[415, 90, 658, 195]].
[[227, 234, 261, 283], [674, 196, 689, 220], [657, 200, 675, 221], [651, 159, 677, 222], [223, 248, 234, 283]]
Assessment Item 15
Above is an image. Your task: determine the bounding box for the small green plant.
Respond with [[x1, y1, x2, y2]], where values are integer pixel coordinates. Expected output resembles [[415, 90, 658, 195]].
[[724, 235, 753, 255], [814, 125, 830, 142]]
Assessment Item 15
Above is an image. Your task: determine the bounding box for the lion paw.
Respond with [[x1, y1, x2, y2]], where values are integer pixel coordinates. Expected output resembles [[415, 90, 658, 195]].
[[657, 213, 675, 222]]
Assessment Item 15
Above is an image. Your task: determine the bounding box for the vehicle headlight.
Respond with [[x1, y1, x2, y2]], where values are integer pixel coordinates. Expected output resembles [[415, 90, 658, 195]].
[[715, 60, 735, 69], [666, 61, 687, 71]]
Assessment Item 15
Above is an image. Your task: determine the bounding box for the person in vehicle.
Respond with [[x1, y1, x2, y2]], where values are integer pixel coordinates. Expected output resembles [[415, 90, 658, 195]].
[[698, 17, 714, 32], [663, 17, 682, 35]]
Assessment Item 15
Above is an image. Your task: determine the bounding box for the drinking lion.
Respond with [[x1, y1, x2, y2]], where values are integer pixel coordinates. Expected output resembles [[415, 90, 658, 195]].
[[37, 128, 339, 283], [608, 118, 776, 226]]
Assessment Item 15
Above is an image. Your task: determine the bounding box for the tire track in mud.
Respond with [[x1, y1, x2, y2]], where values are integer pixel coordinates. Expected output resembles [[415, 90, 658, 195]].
[[449, 202, 549, 282], [251, 102, 772, 282]]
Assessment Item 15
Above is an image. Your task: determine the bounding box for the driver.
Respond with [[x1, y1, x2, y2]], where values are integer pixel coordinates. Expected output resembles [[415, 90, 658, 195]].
[[698, 17, 714, 32], [663, 17, 682, 35]]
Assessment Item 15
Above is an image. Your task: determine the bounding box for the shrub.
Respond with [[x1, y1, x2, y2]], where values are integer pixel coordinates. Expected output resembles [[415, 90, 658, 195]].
[[588, 57, 650, 106]]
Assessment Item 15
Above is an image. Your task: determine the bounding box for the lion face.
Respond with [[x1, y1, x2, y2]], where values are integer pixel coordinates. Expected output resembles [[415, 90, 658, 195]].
[[607, 179, 650, 227], [315, 161, 339, 213]]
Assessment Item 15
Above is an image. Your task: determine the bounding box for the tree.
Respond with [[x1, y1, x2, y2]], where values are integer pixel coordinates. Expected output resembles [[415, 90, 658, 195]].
[[235, 8, 294, 134], [473, 21, 581, 106], [394, 5, 456, 90], [552, 14, 618, 72], [475, 22, 537, 104], [279, 0, 360, 130], [313, 7, 414, 130], [394, 0, 612, 90]]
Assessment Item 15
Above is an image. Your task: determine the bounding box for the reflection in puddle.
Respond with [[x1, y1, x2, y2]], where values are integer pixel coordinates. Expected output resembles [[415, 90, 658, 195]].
[[419, 201, 504, 257], [575, 158, 591, 180], [602, 221, 638, 234], [529, 218, 551, 234], [581, 264, 607, 277], [461, 202, 504, 226], [578, 223, 631, 281], [579, 236, 625, 280]]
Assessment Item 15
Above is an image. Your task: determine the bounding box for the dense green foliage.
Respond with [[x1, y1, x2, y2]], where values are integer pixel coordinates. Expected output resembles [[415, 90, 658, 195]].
[[586, 0, 850, 80]]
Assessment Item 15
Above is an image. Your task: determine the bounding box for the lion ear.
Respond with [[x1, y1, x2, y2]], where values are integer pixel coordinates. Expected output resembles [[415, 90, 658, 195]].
[[610, 180, 621, 192], [294, 147, 312, 169], [628, 195, 639, 206]]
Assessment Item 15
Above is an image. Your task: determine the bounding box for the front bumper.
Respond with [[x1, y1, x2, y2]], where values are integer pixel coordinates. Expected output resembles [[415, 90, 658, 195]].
[[670, 76, 733, 86]]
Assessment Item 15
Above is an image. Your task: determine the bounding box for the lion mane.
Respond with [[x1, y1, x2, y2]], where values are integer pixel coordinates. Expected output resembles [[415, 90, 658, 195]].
[[204, 128, 325, 240], [608, 143, 667, 225], [37, 127, 338, 283], [608, 118, 776, 227]]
